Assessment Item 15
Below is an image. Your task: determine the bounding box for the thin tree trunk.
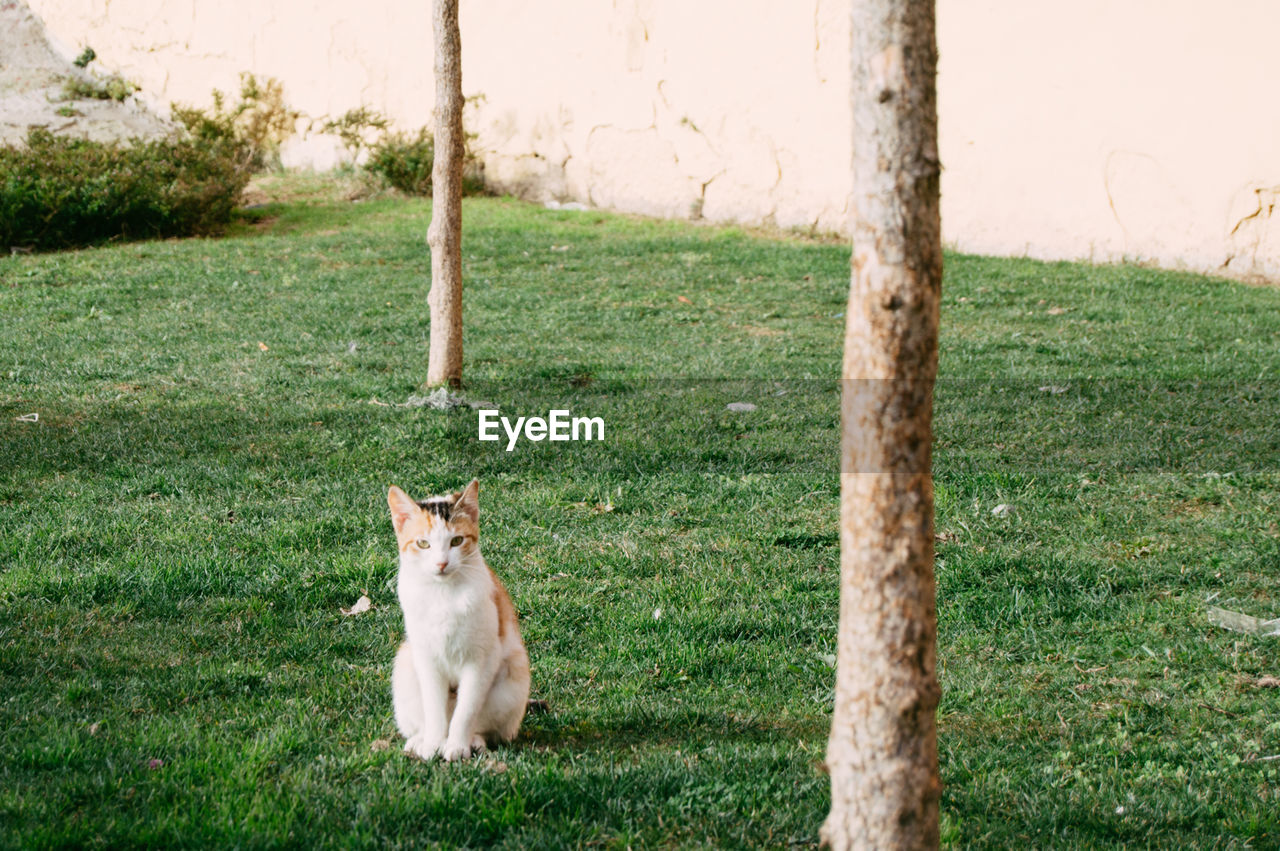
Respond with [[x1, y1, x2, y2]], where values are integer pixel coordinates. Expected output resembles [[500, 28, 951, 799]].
[[820, 0, 942, 848], [426, 0, 464, 388]]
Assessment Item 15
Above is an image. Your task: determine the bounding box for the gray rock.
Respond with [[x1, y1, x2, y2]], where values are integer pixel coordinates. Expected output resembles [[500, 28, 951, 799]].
[[0, 0, 170, 146]]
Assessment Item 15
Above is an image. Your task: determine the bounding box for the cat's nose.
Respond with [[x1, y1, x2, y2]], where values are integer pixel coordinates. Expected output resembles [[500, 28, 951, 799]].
[[436, 561, 449, 574]]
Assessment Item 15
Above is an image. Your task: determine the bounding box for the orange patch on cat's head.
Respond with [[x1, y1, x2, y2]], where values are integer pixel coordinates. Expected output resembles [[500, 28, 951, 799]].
[[388, 486, 430, 548], [387, 481, 480, 550], [451, 478, 479, 529]]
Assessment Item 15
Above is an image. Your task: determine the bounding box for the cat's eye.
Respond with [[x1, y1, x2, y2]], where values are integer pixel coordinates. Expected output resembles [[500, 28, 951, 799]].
[[449, 535, 464, 548], [414, 538, 430, 549]]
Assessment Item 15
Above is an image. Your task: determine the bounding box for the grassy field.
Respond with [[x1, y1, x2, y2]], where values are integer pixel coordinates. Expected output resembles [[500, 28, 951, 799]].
[[1, 176, 1278, 848]]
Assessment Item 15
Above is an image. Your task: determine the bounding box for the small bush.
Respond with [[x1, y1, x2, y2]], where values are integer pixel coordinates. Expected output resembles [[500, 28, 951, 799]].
[[0, 128, 251, 251], [365, 128, 435, 195], [0, 75, 296, 251], [61, 73, 136, 102], [365, 128, 486, 197], [172, 74, 300, 172], [322, 106, 390, 161]]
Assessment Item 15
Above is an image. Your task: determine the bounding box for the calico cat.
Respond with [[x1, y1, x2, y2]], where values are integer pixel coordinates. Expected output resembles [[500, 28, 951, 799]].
[[387, 479, 530, 762]]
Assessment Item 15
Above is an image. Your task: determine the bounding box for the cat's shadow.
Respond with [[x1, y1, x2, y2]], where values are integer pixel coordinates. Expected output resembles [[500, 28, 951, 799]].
[[510, 704, 824, 753]]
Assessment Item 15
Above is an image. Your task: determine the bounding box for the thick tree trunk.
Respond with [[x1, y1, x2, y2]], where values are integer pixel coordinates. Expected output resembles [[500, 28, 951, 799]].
[[426, 0, 464, 388], [820, 0, 942, 848]]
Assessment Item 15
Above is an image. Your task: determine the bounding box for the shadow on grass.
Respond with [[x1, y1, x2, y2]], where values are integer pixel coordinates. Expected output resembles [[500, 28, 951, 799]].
[[518, 704, 826, 752], [0, 380, 841, 500]]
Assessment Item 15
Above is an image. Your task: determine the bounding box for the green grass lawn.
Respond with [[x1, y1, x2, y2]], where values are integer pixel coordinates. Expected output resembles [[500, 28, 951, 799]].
[[1, 178, 1278, 848]]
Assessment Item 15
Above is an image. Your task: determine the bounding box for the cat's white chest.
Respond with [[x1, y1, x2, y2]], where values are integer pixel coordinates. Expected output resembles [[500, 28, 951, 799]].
[[399, 567, 495, 675]]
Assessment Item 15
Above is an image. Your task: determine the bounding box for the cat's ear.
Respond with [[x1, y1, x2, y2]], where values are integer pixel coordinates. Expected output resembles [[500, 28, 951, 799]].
[[387, 485, 418, 534], [453, 478, 479, 522]]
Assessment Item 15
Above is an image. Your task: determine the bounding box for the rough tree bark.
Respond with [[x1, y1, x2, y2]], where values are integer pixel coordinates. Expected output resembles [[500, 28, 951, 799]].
[[820, 0, 942, 848], [426, 0, 464, 387]]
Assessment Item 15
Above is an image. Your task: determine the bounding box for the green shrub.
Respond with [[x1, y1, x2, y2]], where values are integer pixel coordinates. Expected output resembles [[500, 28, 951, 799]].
[[365, 127, 486, 197], [322, 106, 390, 161], [0, 127, 251, 251], [365, 128, 435, 195], [61, 73, 136, 102], [171, 74, 300, 172], [0, 75, 304, 251]]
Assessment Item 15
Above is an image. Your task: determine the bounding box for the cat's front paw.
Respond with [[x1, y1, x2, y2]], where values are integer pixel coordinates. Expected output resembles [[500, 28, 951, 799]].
[[440, 738, 475, 762], [403, 733, 443, 761]]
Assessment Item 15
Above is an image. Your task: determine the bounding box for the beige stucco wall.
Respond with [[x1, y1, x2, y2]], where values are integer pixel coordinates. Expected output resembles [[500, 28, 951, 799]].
[[25, 0, 1280, 279], [939, 0, 1280, 281]]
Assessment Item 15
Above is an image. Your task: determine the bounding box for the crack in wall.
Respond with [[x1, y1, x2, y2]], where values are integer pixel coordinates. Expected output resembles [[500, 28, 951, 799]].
[[1228, 187, 1277, 236], [1224, 184, 1280, 276], [812, 0, 825, 83]]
